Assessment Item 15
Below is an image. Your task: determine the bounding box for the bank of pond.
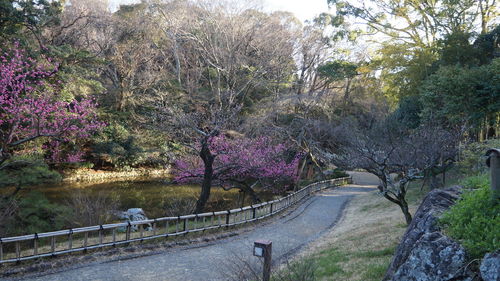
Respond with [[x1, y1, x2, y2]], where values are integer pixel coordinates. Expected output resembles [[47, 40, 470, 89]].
[[1, 178, 277, 237]]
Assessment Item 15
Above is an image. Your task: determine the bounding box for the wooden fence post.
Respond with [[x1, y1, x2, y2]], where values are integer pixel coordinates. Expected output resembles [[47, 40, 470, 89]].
[[33, 234, 38, 255], [125, 222, 131, 241], [225, 210, 231, 227], [99, 225, 104, 244], [15, 241, 20, 260], [254, 240, 272, 281], [68, 229, 73, 250], [486, 148, 500, 200], [84, 232, 88, 250], [50, 237, 55, 254]]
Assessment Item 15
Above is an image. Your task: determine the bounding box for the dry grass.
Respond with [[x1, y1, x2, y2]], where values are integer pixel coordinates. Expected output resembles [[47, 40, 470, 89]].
[[289, 186, 426, 281]]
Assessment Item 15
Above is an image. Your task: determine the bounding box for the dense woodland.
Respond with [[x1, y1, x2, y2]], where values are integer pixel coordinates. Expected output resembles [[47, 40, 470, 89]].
[[0, 0, 499, 236]]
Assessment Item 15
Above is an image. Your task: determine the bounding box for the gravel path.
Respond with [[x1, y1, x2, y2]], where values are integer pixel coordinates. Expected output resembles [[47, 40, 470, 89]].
[[14, 172, 378, 281]]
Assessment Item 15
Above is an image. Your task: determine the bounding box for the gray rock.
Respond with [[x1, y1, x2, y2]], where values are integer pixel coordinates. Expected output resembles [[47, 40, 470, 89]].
[[392, 232, 471, 281], [480, 251, 500, 281], [384, 187, 470, 281], [117, 208, 152, 231]]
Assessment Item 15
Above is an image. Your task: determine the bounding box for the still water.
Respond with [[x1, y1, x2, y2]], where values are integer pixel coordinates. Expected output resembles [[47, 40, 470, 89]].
[[23, 178, 277, 218]]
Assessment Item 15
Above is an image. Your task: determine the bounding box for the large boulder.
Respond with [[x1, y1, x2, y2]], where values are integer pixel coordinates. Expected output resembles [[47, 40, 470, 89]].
[[117, 208, 152, 231], [480, 251, 500, 281], [383, 187, 472, 281], [391, 232, 471, 281]]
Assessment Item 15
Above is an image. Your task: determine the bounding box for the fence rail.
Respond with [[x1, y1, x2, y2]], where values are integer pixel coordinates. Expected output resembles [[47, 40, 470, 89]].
[[0, 177, 351, 264]]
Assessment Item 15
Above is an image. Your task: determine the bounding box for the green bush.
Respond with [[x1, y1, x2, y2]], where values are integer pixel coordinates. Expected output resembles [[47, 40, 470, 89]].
[[0, 156, 61, 188], [92, 123, 146, 169], [439, 175, 500, 259], [5, 191, 70, 236], [326, 168, 349, 179], [459, 173, 490, 190], [458, 139, 500, 175]]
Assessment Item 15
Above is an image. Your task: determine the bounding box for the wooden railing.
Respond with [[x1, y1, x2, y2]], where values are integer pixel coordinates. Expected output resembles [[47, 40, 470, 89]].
[[0, 177, 351, 264]]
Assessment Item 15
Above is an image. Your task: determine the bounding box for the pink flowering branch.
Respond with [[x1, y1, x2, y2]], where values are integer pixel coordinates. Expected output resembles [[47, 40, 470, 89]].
[[174, 135, 301, 196], [0, 43, 104, 166]]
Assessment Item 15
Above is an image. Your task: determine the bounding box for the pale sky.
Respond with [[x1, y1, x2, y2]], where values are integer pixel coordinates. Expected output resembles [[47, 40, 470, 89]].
[[109, 0, 332, 23], [261, 0, 331, 22]]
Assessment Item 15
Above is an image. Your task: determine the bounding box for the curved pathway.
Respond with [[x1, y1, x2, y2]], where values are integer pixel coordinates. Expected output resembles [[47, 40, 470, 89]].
[[14, 172, 378, 281]]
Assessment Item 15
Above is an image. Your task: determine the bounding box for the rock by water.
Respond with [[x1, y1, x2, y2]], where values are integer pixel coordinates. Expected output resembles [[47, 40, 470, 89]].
[[117, 208, 153, 231]]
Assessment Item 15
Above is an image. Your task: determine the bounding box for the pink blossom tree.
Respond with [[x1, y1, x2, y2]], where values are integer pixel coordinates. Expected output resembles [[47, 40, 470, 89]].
[[175, 134, 301, 212], [0, 43, 104, 170]]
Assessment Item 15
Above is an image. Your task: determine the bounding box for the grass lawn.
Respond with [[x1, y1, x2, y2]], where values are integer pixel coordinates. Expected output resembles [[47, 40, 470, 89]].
[[278, 182, 430, 281]]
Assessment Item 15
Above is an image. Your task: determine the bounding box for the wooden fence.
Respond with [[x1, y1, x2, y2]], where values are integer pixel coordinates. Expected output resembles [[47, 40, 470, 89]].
[[0, 177, 351, 264]]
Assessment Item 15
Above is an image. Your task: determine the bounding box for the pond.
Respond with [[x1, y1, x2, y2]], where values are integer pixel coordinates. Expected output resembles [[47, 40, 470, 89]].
[[16, 178, 278, 219]]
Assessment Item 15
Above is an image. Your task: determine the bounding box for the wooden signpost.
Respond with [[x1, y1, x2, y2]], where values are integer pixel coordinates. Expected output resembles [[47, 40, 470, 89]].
[[254, 240, 272, 281], [486, 148, 500, 200]]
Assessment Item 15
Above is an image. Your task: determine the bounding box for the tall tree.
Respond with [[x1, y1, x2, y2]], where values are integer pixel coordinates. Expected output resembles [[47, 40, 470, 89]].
[[420, 58, 500, 139], [327, 0, 498, 103]]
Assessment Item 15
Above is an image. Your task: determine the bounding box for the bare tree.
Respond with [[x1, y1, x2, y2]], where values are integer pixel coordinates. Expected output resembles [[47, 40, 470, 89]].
[[152, 1, 299, 108], [330, 120, 461, 225], [150, 1, 305, 213], [65, 190, 119, 227]]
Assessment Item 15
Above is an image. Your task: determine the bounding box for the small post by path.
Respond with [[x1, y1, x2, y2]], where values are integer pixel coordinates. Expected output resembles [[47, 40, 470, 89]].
[[486, 148, 500, 201], [254, 240, 272, 281]]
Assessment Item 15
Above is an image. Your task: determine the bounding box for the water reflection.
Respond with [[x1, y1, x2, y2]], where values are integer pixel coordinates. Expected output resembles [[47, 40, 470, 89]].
[[21, 178, 276, 218]]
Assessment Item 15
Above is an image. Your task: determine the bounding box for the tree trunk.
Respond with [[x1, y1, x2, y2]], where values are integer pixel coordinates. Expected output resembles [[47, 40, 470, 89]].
[[241, 184, 261, 204], [194, 141, 215, 214], [295, 155, 308, 190], [398, 199, 412, 225], [116, 89, 130, 112], [238, 191, 246, 208], [296, 53, 307, 95], [378, 174, 413, 225], [430, 174, 441, 189], [342, 78, 352, 116]]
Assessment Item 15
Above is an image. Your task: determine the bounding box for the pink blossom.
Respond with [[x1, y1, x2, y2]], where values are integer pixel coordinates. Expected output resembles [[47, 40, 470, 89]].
[[0, 44, 105, 163], [174, 135, 302, 192]]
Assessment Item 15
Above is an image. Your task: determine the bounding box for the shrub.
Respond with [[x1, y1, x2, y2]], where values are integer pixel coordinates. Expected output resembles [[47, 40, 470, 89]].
[[92, 123, 146, 169], [5, 191, 70, 236], [0, 156, 61, 189], [0, 198, 18, 237], [459, 173, 490, 190], [458, 139, 500, 175], [164, 197, 197, 217], [439, 175, 500, 259], [272, 260, 317, 281], [326, 168, 349, 179], [64, 190, 119, 227]]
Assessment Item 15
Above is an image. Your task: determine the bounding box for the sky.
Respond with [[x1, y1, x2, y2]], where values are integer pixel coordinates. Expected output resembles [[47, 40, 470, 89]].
[[108, 0, 332, 23], [260, 0, 331, 22]]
